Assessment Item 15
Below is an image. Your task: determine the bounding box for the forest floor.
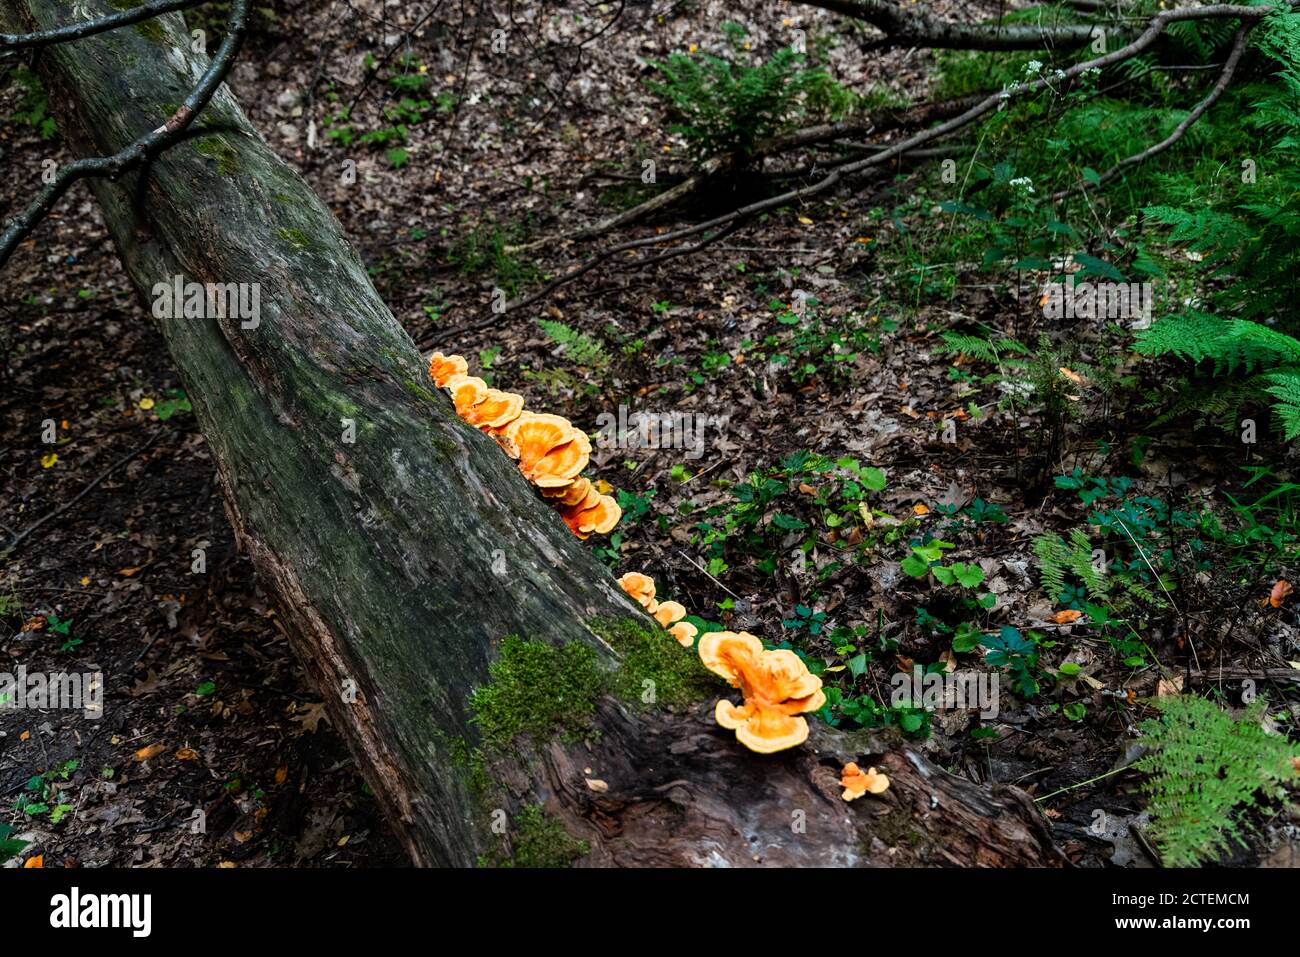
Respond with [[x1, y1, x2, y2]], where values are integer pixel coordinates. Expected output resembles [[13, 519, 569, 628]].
[[2, 0, 1299, 868]]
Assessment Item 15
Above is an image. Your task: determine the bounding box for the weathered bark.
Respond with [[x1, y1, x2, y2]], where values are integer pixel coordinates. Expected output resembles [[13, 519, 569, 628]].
[[3, 0, 1066, 866]]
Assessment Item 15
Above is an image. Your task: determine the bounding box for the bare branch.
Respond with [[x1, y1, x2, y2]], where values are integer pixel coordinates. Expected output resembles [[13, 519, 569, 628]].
[[0, 0, 204, 49], [0, 0, 249, 268], [1052, 21, 1255, 198], [796, 0, 1103, 50]]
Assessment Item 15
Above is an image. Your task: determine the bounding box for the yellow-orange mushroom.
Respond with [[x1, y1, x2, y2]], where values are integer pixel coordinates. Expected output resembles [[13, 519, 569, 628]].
[[561, 492, 621, 539], [531, 432, 591, 488], [542, 476, 592, 508], [696, 631, 826, 753], [445, 375, 491, 418], [840, 762, 890, 801], [667, 620, 698, 648], [505, 412, 575, 469], [462, 389, 525, 430], [653, 601, 687, 628], [427, 352, 468, 387], [618, 572, 657, 610]]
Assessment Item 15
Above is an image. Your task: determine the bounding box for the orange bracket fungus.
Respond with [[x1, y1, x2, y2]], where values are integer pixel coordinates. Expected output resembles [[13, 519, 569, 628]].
[[427, 353, 621, 541], [444, 374, 492, 418], [618, 572, 657, 611], [427, 351, 469, 387], [543, 476, 592, 508], [697, 631, 826, 753], [560, 487, 621, 539], [652, 600, 687, 628], [840, 762, 890, 801], [618, 572, 696, 646], [667, 621, 698, 648], [463, 389, 525, 432]]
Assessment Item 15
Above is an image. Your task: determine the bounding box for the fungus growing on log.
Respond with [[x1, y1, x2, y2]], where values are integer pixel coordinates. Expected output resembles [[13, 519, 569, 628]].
[[506, 412, 576, 470], [652, 600, 687, 628], [531, 431, 592, 488], [667, 620, 698, 648], [841, 762, 890, 800], [444, 374, 492, 418], [697, 631, 826, 753], [427, 351, 469, 387], [618, 572, 657, 611], [560, 490, 621, 539], [462, 389, 524, 431], [543, 476, 592, 508], [425, 355, 619, 539]]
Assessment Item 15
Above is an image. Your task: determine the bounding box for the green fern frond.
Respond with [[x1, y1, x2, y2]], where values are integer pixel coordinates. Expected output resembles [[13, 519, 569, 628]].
[[1264, 368, 1300, 439], [538, 320, 610, 371], [1137, 696, 1300, 867]]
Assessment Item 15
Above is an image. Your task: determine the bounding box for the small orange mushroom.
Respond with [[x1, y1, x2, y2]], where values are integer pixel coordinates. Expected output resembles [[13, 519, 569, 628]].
[[667, 620, 698, 648], [531, 432, 592, 488], [561, 491, 621, 539], [505, 412, 575, 468], [619, 572, 657, 610], [653, 601, 687, 628], [697, 631, 826, 753], [542, 476, 592, 508], [427, 352, 468, 387], [462, 389, 525, 430], [445, 375, 492, 418], [840, 762, 890, 801]]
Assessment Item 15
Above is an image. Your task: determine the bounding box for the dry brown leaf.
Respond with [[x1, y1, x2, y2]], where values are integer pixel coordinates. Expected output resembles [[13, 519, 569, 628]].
[[133, 743, 166, 762], [274, 766, 288, 786], [175, 748, 199, 761], [293, 701, 329, 733]]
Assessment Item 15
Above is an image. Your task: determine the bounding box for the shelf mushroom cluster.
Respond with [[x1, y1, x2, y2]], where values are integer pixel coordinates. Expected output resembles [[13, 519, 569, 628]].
[[620, 576, 890, 787], [428, 352, 621, 539], [617, 572, 698, 648], [617, 571, 877, 760]]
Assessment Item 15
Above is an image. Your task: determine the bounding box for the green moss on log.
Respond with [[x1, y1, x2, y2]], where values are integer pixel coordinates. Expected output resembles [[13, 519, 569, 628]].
[[133, 18, 165, 42], [469, 622, 719, 751], [278, 226, 315, 252], [594, 617, 719, 707], [194, 135, 240, 176], [469, 636, 605, 750], [479, 804, 588, 868]]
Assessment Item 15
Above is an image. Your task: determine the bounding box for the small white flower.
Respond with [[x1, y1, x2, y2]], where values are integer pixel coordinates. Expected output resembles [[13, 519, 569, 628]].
[[1026, 59, 1043, 75], [1009, 176, 1036, 195]]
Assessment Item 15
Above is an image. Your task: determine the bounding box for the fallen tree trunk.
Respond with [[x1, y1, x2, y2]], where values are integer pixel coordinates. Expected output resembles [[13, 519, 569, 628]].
[[3, 0, 1066, 866]]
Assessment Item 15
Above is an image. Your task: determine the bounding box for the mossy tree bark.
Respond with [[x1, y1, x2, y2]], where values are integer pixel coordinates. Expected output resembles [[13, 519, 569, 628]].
[[4, 0, 1066, 867]]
